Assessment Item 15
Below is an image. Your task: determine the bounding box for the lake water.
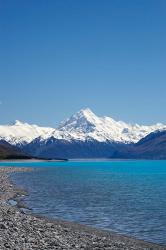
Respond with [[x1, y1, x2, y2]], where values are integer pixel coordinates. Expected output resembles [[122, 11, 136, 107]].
[[1, 160, 166, 245]]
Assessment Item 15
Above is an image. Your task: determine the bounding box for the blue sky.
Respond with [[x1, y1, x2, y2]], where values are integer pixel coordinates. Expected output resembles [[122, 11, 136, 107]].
[[0, 0, 166, 126]]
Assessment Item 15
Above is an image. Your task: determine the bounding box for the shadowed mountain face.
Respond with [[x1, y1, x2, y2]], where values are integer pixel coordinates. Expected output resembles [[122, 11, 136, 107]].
[[112, 130, 166, 160], [0, 140, 30, 160], [22, 137, 126, 159], [2, 130, 166, 160]]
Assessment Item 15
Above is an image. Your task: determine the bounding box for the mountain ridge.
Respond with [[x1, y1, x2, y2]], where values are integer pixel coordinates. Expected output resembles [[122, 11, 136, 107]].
[[112, 130, 166, 159], [0, 108, 165, 146]]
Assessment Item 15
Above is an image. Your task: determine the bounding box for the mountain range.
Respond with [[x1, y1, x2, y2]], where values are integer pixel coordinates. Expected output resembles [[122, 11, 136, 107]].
[[0, 108, 166, 159], [112, 130, 166, 159]]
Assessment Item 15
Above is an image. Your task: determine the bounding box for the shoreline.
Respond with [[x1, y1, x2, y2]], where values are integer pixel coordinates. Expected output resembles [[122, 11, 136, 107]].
[[0, 158, 67, 163], [0, 167, 165, 250]]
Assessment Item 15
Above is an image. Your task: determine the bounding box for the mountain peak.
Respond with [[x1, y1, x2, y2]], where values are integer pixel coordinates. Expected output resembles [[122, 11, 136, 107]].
[[74, 108, 97, 120], [58, 108, 99, 133], [78, 107, 95, 115]]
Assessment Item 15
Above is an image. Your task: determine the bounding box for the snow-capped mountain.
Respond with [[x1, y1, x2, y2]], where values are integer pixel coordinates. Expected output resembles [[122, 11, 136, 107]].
[[57, 108, 166, 143], [0, 108, 166, 146], [0, 120, 54, 145], [113, 130, 166, 160]]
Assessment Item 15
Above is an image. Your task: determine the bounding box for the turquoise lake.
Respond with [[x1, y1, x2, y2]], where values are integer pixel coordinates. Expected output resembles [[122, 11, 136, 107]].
[[1, 160, 166, 245]]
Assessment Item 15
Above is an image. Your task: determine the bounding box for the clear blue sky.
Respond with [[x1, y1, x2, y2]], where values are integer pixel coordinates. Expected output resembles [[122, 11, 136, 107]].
[[0, 0, 166, 126]]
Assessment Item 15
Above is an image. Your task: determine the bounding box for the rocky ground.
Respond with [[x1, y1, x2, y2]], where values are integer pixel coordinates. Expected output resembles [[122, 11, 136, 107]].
[[0, 167, 165, 250]]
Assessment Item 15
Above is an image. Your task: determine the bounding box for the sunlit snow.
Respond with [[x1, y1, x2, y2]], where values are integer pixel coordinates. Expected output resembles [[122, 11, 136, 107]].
[[0, 108, 165, 145]]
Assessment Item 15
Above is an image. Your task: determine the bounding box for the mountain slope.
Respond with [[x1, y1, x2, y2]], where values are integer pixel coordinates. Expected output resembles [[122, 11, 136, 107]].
[[0, 140, 30, 159], [0, 109, 165, 146], [112, 130, 166, 159], [23, 137, 124, 159], [0, 108, 166, 159], [0, 120, 54, 145], [57, 108, 166, 143]]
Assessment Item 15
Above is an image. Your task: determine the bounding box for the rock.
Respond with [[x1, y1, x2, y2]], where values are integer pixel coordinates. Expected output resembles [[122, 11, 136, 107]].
[[0, 223, 7, 229]]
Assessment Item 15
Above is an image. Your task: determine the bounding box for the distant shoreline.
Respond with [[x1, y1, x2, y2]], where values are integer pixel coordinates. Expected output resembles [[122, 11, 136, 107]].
[[0, 158, 68, 162], [0, 166, 165, 249], [1, 158, 166, 164]]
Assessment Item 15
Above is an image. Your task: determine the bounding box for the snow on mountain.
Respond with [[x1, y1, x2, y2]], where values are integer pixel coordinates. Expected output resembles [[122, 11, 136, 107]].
[[57, 108, 166, 143], [0, 108, 166, 145], [0, 120, 54, 145]]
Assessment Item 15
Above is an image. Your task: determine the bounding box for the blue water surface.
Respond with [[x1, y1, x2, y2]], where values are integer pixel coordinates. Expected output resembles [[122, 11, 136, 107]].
[[1, 160, 166, 245]]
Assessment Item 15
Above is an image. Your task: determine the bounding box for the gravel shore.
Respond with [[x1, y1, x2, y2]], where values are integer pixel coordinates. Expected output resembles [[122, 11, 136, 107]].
[[0, 167, 165, 250]]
